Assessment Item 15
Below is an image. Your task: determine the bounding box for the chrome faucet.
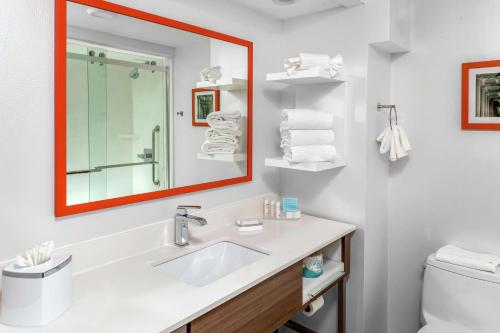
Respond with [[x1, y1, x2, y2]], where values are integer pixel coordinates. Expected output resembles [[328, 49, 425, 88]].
[[174, 205, 207, 247]]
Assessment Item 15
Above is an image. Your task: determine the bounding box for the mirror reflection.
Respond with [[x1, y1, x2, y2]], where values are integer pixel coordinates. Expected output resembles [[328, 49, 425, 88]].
[[66, 2, 248, 206]]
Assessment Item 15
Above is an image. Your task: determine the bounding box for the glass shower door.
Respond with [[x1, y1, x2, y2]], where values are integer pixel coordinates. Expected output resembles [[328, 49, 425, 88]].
[[66, 41, 169, 205]]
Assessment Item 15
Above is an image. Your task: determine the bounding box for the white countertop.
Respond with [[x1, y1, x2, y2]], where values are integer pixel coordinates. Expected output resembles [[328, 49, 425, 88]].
[[0, 215, 355, 333]]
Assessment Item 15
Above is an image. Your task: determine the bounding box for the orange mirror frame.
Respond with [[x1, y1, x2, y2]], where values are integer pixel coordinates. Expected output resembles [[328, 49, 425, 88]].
[[54, 0, 253, 217]]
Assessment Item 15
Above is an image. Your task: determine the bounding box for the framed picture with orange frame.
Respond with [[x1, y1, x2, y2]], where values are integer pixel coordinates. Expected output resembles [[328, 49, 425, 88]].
[[192, 88, 220, 126]]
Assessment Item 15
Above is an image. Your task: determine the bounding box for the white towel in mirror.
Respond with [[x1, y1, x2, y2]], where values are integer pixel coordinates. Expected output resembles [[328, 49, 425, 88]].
[[207, 111, 241, 132], [205, 128, 239, 144], [284, 145, 336, 163], [201, 141, 238, 154]]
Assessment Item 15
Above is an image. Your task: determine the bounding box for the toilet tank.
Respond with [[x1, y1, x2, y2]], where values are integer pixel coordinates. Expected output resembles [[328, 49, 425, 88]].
[[422, 254, 500, 332]]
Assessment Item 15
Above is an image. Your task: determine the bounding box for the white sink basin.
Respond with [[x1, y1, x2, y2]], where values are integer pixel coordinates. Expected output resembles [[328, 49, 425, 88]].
[[155, 241, 268, 287]]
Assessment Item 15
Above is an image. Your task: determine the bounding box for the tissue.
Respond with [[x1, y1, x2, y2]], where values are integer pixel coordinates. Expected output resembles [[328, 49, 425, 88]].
[[15, 241, 54, 267]]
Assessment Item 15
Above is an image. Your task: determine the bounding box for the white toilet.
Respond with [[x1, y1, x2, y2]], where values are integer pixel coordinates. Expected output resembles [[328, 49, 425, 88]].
[[419, 253, 500, 333]]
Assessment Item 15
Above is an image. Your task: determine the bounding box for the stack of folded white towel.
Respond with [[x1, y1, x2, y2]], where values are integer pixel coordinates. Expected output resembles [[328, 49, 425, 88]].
[[436, 245, 500, 273], [281, 109, 336, 163], [201, 111, 242, 154], [284, 53, 343, 78]]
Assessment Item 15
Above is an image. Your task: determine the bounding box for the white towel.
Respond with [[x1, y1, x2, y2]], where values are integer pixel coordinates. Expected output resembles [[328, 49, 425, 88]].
[[207, 111, 241, 132], [299, 53, 331, 69], [281, 130, 335, 148], [436, 245, 500, 273], [284, 54, 343, 77], [281, 109, 333, 130], [284, 145, 336, 163], [201, 141, 237, 154], [200, 66, 222, 83], [205, 128, 239, 144]]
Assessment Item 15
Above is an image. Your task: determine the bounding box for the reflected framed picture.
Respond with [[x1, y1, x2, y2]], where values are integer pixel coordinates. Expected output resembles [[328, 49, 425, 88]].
[[462, 60, 500, 130], [192, 88, 220, 126]]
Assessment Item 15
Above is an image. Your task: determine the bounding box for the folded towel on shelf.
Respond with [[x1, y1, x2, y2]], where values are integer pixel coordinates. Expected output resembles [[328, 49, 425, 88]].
[[281, 109, 334, 130], [283, 53, 343, 77], [281, 130, 335, 148], [205, 128, 239, 144], [201, 141, 238, 154], [207, 111, 241, 132], [200, 66, 222, 83], [284, 145, 337, 163], [436, 245, 500, 273], [299, 53, 331, 69]]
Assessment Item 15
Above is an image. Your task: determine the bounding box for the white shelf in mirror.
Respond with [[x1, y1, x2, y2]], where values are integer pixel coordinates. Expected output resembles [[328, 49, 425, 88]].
[[196, 78, 247, 91], [265, 156, 347, 172], [266, 68, 347, 85], [302, 258, 345, 304], [197, 153, 246, 162]]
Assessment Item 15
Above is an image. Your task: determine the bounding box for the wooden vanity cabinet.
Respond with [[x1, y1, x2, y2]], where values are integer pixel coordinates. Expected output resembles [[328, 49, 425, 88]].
[[189, 261, 303, 333]]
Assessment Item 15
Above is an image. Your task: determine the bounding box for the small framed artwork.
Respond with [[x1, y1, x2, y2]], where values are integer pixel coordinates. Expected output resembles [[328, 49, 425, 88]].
[[192, 88, 220, 126], [462, 60, 500, 130]]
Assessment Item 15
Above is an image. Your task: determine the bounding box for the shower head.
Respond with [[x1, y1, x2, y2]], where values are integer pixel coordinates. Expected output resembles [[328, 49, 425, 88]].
[[129, 67, 139, 79]]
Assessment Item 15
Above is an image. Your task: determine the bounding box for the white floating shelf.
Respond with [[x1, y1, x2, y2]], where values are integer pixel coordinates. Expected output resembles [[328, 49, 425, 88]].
[[265, 156, 347, 172], [197, 153, 246, 162], [196, 78, 247, 91], [303, 258, 345, 305], [266, 67, 347, 85]]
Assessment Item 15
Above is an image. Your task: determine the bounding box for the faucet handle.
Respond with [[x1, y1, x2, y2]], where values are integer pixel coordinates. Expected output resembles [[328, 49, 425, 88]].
[[176, 205, 201, 216]]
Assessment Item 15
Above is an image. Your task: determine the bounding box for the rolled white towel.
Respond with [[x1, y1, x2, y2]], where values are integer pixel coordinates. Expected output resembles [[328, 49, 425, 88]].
[[207, 111, 241, 131], [281, 130, 335, 148], [200, 66, 222, 83], [283, 54, 343, 77], [201, 141, 237, 154], [281, 109, 333, 130], [283, 145, 336, 163], [205, 128, 239, 144], [299, 53, 331, 69], [436, 245, 500, 273]]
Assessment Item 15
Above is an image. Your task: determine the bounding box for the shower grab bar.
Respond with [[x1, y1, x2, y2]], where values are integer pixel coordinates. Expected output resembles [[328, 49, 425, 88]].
[[152, 125, 161, 186], [66, 52, 167, 72], [67, 161, 158, 175]]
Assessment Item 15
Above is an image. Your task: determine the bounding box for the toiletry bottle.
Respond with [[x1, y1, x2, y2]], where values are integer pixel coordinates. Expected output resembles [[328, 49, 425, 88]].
[[270, 201, 276, 218], [264, 200, 270, 218], [275, 202, 281, 218]]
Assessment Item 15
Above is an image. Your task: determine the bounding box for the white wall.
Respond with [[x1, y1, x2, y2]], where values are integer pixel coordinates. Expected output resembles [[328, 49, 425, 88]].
[[364, 45, 391, 333], [0, 0, 282, 261], [277, 2, 395, 333], [389, 1, 500, 332]]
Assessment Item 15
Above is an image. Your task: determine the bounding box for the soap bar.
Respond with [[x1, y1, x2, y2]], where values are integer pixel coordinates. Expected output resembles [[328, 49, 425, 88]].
[[237, 224, 264, 232], [285, 210, 301, 219], [235, 218, 262, 227]]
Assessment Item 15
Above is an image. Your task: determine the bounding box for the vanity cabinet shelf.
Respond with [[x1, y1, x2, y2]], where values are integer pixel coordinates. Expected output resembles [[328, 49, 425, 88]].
[[196, 78, 247, 91], [303, 258, 345, 304], [266, 68, 347, 85], [265, 156, 347, 172], [197, 153, 246, 162]]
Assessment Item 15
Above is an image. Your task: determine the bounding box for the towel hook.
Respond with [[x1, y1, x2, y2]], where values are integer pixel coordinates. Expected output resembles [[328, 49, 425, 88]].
[[377, 103, 398, 129]]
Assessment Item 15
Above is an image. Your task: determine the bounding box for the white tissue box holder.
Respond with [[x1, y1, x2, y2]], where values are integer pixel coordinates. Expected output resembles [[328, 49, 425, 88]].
[[0, 255, 72, 327]]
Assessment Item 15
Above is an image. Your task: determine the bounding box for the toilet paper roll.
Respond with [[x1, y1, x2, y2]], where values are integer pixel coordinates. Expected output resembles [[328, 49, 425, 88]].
[[302, 295, 325, 317]]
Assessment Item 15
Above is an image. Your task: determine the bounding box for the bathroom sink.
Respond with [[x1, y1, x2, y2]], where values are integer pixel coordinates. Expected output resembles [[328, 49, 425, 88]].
[[155, 241, 268, 287]]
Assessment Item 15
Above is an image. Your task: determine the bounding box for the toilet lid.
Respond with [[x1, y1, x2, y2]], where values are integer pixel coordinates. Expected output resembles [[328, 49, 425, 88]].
[[418, 321, 478, 333]]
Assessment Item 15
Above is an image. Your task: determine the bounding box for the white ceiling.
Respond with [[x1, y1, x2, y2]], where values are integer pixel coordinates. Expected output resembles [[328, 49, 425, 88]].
[[67, 2, 208, 48], [228, 0, 365, 20]]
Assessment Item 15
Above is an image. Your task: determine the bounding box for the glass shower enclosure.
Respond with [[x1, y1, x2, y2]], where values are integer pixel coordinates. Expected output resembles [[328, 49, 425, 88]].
[[66, 40, 170, 205]]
